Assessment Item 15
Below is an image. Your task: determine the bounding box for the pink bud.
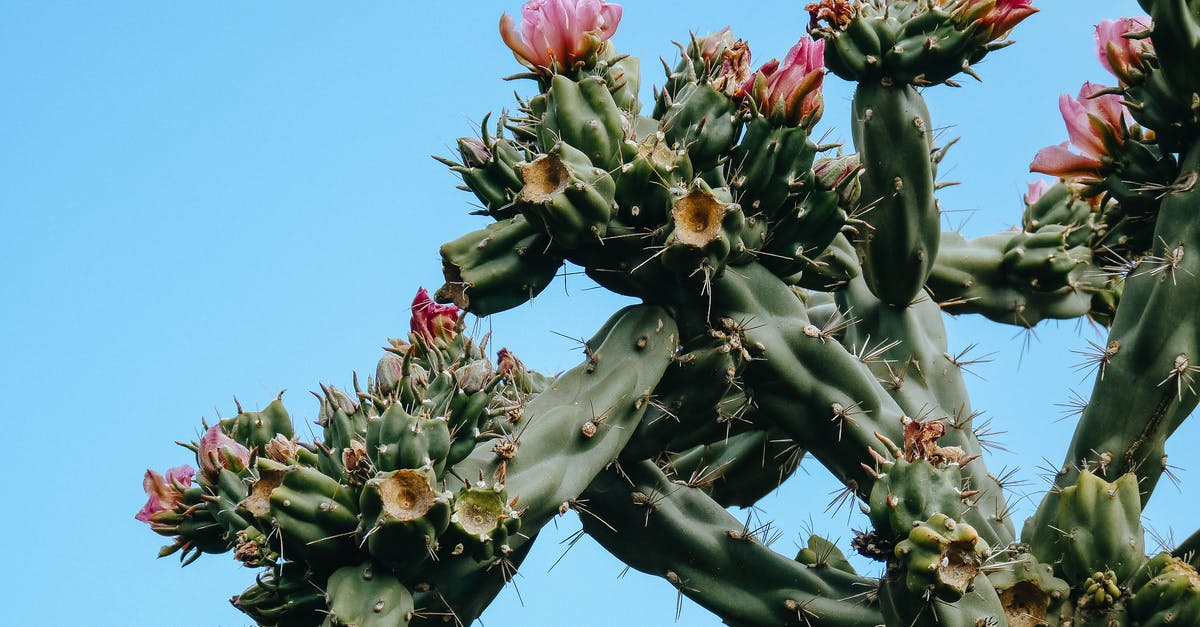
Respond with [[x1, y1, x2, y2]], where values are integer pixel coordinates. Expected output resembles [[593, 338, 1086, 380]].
[[743, 37, 826, 128], [956, 0, 1037, 42], [135, 465, 194, 523], [1025, 179, 1051, 205], [497, 348, 527, 381], [499, 0, 623, 72], [411, 287, 462, 344], [1095, 18, 1153, 84], [198, 425, 251, 482]]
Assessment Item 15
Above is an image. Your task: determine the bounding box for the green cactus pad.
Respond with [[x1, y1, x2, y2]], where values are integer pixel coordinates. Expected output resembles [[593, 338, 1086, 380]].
[[356, 469, 450, 578], [515, 142, 616, 250], [1039, 471, 1147, 585], [323, 562, 414, 627], [269, 465, 360, 567], [445, 483, 521, 562], [1129, 553, 1200, 627], [893, 513, 989, 601]]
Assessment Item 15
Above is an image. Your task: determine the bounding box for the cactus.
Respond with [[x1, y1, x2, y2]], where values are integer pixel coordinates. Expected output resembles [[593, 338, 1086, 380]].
[[136, 1, 1200, 626]]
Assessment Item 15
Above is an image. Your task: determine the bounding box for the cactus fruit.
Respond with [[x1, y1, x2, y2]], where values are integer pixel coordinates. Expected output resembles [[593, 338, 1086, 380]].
[[137, 2, 1200, 626]]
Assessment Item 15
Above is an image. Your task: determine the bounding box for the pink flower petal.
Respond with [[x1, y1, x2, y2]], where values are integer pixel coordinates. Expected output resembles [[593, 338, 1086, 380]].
[[1030, 143, 1104, 179], [500, 0, 623, 70], [1025, 179, 1051, 204], [1060, 93, 1104, 158]]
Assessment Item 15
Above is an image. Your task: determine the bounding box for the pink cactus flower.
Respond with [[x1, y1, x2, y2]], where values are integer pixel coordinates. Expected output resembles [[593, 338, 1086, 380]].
[[957, 0, 1037, 41], [695, 27, 734, 66], [1095, 17, 1153, 84], [135, 465, 194, 523], [499, 0, 623, 71], [411, 287, 462, 344], [198, 424, 252, 482], [1030, 82, 1128, 181], [1025, 179, 1051, 205], [741, 37, 826, 128]]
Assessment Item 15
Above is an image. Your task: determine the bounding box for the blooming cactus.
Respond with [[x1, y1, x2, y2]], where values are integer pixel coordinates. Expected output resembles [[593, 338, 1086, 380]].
[[1095, 17, 1153, 85], [410, 286, 461, 344], [1030, 82, 1128, 182], [198, 425, 251, 482], [740, 37, 826, 128], [499, 0, 622, 72], [955, 0, 1038, 41], [134, 465, 194, 523]]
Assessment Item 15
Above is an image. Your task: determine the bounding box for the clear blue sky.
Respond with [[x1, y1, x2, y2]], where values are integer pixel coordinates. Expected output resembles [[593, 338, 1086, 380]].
[[4, 1, 1192, 625]]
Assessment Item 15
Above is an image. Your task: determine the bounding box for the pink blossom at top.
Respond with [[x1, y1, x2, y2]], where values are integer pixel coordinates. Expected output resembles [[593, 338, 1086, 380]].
[[198, 425, 252, 482], [957, 0, 1037, 41], [1030, 82, 1128, 181], [1095, 17, 1153, 84], [740, 37, 826, 128], [411, 287, 462, 344], [135, 465, 194, 523], [1025, 179, 1051, 205], [500, 0, 623, 71]]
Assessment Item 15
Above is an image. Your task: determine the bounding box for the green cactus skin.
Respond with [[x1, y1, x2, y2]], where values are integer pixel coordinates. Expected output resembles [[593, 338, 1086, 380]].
[[879, 573, 1009, 627], [929, 229, 1106, 328], [210, 467, 255, 538], [613, 130, 693, 228], [659, 82, 738, 172], [323, 562, 414, 627], [796, 534, 857, 575], [814, 1, 1008, 86], [436, 114, 528, 220], [1031, 472, 1147, 588], [443, 483, 521, 562], [893, 514, 989, 601], [269, 465, 360, 567], [711, 262, 904, 491], [221, 399, 296, 451], [232, 563, 328, 627], [582, 460, 884, 627], [1128, 553, 1200, 627], [1028, 142, 1200, 553], [839, 275, 1016, 547], [852, 81, 937, 307], [436, 215, 562, 317], [449, 304, 676, 532], [729, 117, 818, 220], [662, 428, 804, 508], [514, 141, 616, 250], [356, 469, 451, 579], [150, 484, 231, 560], [784, 232, 861, 290], [364, 406, 451, 474], [868, 456, 990, 548], [407, 305, 677, 624], [537, 74, 631, 170]]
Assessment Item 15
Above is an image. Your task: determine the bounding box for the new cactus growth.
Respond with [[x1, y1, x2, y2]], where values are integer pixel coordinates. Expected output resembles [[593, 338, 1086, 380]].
[[137, 1, 1200, 625]]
